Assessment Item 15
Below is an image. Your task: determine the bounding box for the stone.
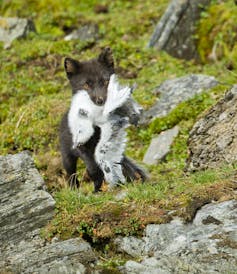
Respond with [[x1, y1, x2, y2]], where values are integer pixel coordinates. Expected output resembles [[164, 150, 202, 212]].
[[143, 126, 179, 165], [120, 258, 170, 274], [64, 24, 99, 41], [0, 151, 55, 245], [0, 151, 97, 273], [117, 200, 237, 273], [0, 17, 36, 49], [6, 238, 96, 274], [140, 74, 218, 125], [114, 236, 144, 258], [186, 85, 237, 171], [148, 0, 211, 61]]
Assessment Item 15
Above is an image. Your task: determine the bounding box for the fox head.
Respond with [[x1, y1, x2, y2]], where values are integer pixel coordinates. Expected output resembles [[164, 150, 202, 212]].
[[64, 47, 114, 106]]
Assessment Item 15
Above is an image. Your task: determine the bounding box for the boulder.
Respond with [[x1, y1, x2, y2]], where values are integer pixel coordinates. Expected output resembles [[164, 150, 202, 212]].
[[118, 200, 237, 273], [0, 151, 55, 245], [0, 17, 36, 49], [140, 74, 218, 125], [64, 24, 99, 41], [186, 85, 237, 171], [143, 126, 179, 165], [148, 0, 211, 61], [0, 151, 97, 273]]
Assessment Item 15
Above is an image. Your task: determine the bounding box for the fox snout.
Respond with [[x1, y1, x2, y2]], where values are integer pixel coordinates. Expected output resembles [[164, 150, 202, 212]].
[[96, 96, 104, 106]]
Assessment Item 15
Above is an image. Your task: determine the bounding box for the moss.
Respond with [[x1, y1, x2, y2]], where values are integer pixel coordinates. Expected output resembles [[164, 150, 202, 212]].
[[134, 91, 216, 162], [197, 1, 237, 63]]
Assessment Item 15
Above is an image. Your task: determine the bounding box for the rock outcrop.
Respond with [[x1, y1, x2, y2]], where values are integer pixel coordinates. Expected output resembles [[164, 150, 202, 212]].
[[140, 74, 218, 125], [0, 17, 36, 49], [0, 151, 97, 273], [116, 200, 237, 273], [148, 0, 211, 61], [186, 85, 237, 171]]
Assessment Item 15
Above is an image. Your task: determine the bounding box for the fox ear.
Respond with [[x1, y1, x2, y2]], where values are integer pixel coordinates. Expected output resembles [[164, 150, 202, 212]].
[[98, 47, 114, 71], [64, 58, 81, 78]]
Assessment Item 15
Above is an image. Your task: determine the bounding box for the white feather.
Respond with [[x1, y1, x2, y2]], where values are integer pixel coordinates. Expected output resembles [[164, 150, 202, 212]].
[[103, 74, 131, 117]]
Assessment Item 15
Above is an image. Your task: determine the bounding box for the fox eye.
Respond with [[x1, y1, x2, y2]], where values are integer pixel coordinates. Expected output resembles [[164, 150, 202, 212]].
[[83, 81, 91, 90], [83, 83, 89, 90]]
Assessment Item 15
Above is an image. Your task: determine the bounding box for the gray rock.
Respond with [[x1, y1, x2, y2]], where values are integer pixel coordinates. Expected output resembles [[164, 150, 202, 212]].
[[114, 236, 145, 258], [64, 24, 99, 41], [0, 151, 97, 273], [148, 0, 211, 61], [143, 126, 179, 165], [0, 17, 36, 49], [120, 258, 170, 274], [140, 74, 218, 125], [186, 84, 237, 171], [0, 151, 55, 245], [118, 200, 237, 273], [7, 238, 96, 274]]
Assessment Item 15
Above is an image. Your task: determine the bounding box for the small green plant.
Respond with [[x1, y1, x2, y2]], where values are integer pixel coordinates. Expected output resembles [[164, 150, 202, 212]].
[[77, 221, 95, 239]]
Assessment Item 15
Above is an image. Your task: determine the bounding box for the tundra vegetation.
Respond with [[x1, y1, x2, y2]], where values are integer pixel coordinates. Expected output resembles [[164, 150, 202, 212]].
[[0, 0, 237, 270]]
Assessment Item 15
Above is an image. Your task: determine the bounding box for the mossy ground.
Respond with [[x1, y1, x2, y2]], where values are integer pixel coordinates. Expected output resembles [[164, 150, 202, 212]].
[[1, 0, 237, 269]]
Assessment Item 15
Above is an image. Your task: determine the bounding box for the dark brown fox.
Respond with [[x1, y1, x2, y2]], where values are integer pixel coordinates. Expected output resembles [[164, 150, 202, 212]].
[[60, 47, 147, 192]]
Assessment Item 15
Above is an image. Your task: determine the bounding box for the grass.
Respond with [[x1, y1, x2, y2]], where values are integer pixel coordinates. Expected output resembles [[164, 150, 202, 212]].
[[1, 1, 237, 265], [41, 164, 237, 243]]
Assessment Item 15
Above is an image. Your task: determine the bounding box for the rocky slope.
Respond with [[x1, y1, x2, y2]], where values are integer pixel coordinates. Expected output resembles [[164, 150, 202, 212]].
[[1, 151, 237, 273]]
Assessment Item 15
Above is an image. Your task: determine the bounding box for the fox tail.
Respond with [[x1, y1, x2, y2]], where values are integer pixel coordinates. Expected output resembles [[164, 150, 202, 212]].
[[122, 156, 148, 182]]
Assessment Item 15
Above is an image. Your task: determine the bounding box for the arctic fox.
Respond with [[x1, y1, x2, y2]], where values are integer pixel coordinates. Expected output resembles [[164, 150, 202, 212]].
[[60, 47, 147, 192], [68, 74, 131, 187]]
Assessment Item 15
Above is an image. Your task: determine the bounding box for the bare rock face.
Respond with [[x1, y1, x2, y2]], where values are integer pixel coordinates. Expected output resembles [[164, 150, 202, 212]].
[[148, 0, 211, 60], [0, 17, 36, 49], [186, 85, 237, 171], [140, 74, 218, 125], [0, 151, 97, 273], [117, 200, 237, 273]]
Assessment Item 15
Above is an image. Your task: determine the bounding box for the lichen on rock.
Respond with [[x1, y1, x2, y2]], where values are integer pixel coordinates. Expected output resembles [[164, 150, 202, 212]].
[[186, 85, 237, 171]]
